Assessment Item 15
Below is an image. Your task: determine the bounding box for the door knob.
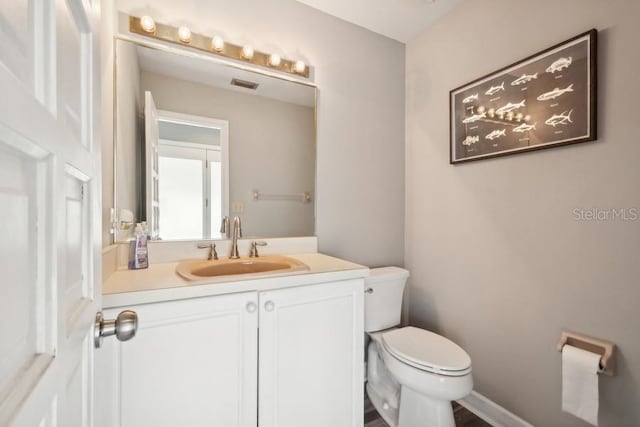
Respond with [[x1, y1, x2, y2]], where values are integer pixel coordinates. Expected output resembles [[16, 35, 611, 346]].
[[264, 301, 275, 312], [94, 310, 138, 348], [246, 302, 257, 313]]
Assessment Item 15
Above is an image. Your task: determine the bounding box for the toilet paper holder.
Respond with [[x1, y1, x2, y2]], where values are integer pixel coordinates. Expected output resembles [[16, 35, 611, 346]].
[[557, 330, 616, 376]]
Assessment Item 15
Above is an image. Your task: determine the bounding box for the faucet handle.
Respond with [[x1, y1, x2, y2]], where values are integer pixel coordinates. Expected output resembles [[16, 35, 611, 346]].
[[249, 241, 267, 258], [197, 243, 218, 260]]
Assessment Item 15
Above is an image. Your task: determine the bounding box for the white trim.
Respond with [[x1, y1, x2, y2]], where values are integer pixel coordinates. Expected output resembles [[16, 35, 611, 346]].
[[159, 139, 221, 151], [157, 109, 229, 130], [458, 391, 534, 427]]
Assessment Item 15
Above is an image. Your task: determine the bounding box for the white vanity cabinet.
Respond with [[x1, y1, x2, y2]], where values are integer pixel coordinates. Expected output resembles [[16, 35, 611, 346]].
[[258, 279, 364, 427], [97, 278, 364, 427]]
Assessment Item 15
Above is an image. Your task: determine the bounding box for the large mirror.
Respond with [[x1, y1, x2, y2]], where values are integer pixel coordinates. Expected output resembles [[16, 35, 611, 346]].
[[113, 39, 316, 242]]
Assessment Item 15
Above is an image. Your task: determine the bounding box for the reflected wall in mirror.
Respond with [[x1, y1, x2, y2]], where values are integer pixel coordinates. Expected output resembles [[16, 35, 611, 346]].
[[113, 39, 316, 242]]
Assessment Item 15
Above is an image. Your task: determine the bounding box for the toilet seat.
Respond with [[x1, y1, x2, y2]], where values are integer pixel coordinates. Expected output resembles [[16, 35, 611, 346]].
[[381, 327, 471, 377]]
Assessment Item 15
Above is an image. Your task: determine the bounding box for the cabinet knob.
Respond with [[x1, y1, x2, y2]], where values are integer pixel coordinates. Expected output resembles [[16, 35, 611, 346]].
[[94, 310, 138, 348], [246, 302, 257, 313], [264, 301, 275, 312]]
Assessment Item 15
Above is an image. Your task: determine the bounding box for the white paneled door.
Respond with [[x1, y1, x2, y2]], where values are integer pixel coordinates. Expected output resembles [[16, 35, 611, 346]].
[[0, 1, 101, 426]]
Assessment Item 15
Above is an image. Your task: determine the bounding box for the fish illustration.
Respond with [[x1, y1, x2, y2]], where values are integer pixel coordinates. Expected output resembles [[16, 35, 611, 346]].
[[536, 83, 574, 101], [495, 100, 526, 115], [513, 122, 537, 133], [485, 129, 506, 140], [511, 73, 538, 86], [545, 110, 573, 127], [546, 57, 572, 73], [462, 112, 486, 124], [485, 82, 505, 96], [462, 93, 479, 104], [462, 135, 480, 146]]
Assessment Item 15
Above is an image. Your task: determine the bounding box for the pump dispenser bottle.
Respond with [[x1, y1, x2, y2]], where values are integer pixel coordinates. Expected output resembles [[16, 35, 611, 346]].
[[128, 223, 149, 269]]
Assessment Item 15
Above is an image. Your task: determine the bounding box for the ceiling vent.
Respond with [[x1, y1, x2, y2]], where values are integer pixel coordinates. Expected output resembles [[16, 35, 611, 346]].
[[230, 78, 259, 90]]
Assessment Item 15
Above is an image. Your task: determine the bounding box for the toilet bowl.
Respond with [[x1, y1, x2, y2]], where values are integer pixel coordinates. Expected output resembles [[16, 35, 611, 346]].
[[365, 268, 473, 427]]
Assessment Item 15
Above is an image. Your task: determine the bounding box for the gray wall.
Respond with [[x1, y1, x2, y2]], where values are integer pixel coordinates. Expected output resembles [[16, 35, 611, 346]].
[[114, 41, 142, 235], [405, 0, 640, 425], [141, 71, 316, 238], [110, 0, 406, 266]]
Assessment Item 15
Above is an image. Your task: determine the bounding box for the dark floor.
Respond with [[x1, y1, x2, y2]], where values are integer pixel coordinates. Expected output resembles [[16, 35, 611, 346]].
[[365, 394, 492, 427]]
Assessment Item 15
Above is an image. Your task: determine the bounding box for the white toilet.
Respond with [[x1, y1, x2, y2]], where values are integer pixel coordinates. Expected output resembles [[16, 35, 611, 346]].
[[365, 267, 473, 427]]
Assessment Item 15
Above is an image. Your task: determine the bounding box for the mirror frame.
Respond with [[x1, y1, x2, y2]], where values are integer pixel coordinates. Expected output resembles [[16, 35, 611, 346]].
[[110, 35, 318, 245]]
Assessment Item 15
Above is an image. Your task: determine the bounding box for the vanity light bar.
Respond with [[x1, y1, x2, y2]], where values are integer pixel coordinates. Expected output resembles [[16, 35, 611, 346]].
[[129, 16, 310, 78]]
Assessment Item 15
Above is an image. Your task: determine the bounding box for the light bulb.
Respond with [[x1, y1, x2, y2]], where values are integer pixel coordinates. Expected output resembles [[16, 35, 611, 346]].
[[178, 26, 192, 43], [269, 53, 281, 67], [212, 36, 224, 52], [241, 45, 254, 59], [294, 60, 306, 74], [140, 16, 156, 33]]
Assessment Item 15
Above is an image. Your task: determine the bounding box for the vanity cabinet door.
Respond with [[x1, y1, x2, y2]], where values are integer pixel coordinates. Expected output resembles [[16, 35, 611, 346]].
[[258, 280, 364, 427], [96, 292, 258, 427]]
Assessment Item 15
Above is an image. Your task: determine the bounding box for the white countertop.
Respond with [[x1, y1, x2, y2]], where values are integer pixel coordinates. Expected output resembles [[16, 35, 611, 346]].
[[102, 253, 369, 308]]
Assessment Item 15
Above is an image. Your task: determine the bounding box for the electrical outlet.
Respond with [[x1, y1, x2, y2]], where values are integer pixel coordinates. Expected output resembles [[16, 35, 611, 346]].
[[231, 201, 244, 213]]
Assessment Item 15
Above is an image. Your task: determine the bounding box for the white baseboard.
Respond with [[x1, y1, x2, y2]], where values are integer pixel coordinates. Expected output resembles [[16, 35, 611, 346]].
[[457, 391, 533, 427]]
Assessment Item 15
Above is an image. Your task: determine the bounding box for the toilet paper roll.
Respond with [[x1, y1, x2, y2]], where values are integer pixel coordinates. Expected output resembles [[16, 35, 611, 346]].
[[562, 344, 600, 426]]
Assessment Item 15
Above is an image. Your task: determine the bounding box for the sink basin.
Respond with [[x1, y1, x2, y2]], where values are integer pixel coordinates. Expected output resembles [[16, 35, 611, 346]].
[[176, 255, 309, 281]]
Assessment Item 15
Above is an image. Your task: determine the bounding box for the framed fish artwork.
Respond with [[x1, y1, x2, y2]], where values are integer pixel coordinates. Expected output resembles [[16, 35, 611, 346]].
[[449, 29, 597, 164]]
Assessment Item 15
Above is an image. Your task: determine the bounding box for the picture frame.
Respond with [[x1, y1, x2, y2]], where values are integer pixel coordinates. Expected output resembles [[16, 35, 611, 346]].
[[449, 29, 597, 164]]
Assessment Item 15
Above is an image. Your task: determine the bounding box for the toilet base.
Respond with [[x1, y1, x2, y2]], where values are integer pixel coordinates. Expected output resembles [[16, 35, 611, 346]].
[[366, 382, 399, 427], [398, 386, 455, 427]]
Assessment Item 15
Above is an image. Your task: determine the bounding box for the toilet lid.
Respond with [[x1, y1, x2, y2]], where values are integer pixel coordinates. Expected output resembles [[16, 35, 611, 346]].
[[381, 327, 471, 376]]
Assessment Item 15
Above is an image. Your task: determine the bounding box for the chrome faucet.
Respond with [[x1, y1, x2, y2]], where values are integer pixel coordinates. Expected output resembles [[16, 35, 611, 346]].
[[220, 216, 230, 238], [229, 216, 242, 259]]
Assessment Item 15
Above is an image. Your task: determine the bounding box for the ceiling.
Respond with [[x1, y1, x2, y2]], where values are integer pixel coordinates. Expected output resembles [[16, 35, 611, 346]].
[[135, 43, 316, 107], [295, 0, 464, 43]]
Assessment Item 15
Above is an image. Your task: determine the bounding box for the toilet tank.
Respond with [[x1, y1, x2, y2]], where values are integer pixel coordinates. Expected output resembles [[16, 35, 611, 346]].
[[365, 267, 410, 332]]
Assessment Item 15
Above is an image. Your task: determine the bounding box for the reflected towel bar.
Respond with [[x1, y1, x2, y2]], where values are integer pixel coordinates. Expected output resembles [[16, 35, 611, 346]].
[[557, 330, 616, 376], [252, 189, 312, 203]]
